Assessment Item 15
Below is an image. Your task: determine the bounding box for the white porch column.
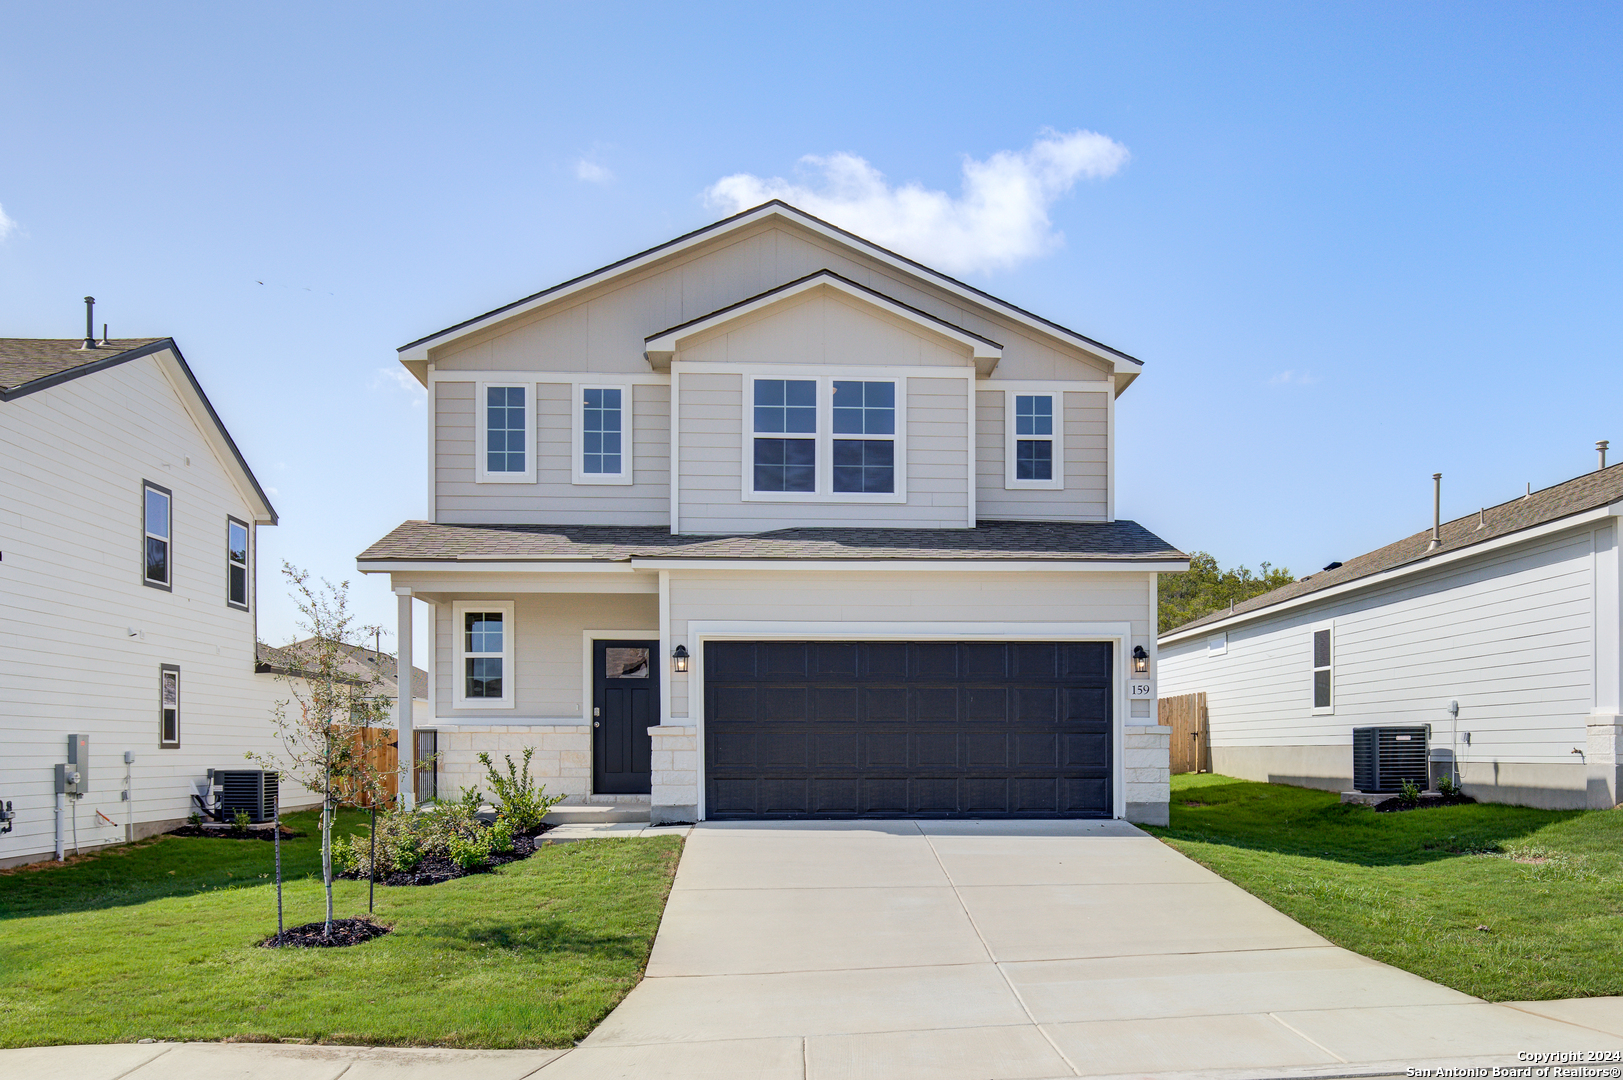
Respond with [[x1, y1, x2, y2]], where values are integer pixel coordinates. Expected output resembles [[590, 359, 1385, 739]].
[[394, 586, 415, 810]]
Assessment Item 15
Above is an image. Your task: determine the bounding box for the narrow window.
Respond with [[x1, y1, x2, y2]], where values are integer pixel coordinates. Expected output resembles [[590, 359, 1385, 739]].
[[1014, 395, 1054, 481], [226, 518, 249, 610], [143, 482, 172, 589], [1312, 626, 1333, 710], [831, 380, 896, 493], [160, 665, 180, 748], [464, 611, 504, 699], [753, 378, 817, 492], [582, 387, 622, 475], [485, 385, 527, 474]]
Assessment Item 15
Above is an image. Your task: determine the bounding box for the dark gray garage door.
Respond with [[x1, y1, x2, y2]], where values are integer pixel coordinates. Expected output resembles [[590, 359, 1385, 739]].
[[704, 640, 1112, 819]]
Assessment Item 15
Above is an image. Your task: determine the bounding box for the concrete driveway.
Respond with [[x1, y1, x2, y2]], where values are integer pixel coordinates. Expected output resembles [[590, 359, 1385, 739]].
[[547, 819, 1623, 1080]]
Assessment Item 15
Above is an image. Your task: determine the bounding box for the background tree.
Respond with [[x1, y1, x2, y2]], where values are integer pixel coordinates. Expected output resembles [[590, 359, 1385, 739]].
[[1159, 552, 1295, 635], [252, 563, 394, 937]]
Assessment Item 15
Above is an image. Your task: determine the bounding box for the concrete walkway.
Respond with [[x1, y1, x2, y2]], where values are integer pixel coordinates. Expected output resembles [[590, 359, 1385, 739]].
[[7, 819, 1623, 1079]]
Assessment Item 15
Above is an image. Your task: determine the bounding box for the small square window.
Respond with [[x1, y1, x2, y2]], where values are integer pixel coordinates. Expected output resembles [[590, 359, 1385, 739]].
[[833, 438, 894, 493], [753, 437, 816, 492], [754, 379, 817, 433]]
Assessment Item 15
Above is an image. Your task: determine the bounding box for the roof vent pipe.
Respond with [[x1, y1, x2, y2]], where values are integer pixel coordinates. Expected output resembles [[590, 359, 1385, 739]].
[[1599, 441, 1610, 471], [1428, 473, 1442, 550], [81, 296, 96, 350]]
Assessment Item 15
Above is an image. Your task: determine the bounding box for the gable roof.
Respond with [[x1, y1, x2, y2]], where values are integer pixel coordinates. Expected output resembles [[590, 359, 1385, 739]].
[[397, 201, 1143, 388], [643, 269, 1004, 375], [0, 337, 278, 525], [1162, 462, 1623, 643], [358, 519, 1186, 565], [256, 639, 428, 701]]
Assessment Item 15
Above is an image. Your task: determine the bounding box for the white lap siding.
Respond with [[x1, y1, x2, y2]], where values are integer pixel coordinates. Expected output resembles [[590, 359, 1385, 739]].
[[1158, 525, 1602, 805], [976, 389, 1109, 522]]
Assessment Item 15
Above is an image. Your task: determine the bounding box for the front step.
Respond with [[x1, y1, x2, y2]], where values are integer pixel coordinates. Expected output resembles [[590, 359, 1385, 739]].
[[545, 804, 651, 825]]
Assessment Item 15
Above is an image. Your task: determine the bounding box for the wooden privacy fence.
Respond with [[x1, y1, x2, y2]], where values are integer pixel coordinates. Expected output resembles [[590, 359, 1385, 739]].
[[333, 726, 398, 807], [1159, 692, 1209, 774]]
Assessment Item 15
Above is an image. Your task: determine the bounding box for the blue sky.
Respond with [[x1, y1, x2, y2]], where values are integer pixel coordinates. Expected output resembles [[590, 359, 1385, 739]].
[[4, 2, 1620, 662]]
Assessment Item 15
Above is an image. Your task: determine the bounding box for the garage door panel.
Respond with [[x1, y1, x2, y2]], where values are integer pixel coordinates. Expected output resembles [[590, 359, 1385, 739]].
[[705, 641, 1112, 819]]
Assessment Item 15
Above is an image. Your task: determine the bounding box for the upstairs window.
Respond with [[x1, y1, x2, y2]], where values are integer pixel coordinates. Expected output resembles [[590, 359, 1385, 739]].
[[454, 600, 514, 708], [749, 376, 904, 500], [477, 383, 533, 482], [574, 384, 633, 485], [143, 481, 172, 589], [1312, 623, 1334, 712], [226, 517, 249, 610], [1003, 390, 1064, 490]]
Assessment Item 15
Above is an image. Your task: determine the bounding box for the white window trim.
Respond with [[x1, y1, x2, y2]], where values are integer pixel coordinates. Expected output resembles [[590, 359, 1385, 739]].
[[159, 664, 180, 748], [741, 374, 908, 504], [475, 382, 535, 484], [572, 383, 634, 486], [1004, 389, 1064, 490], [452, 600, 515, 709], [1311, 619, 1335, 715], [1207, 632, 1227, 656], [226, 516, 250, 611], [142, 480, 173, 590]]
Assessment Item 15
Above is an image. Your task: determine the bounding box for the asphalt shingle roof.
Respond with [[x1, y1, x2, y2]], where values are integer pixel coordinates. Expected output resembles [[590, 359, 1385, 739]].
[[1168, 462, 1623, 637], [0, 338, 166, 393], [257, 640, 428, 700], [358, 519, 1186, 563]]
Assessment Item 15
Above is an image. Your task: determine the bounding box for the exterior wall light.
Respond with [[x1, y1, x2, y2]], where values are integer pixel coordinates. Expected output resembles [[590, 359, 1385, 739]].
[[1131, 645, 1149, 674], [672, 645, 689, 673]]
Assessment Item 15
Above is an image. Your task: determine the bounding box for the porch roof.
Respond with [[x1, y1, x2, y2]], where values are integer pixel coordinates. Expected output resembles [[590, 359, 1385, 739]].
[[358, 519, 1185, 564]]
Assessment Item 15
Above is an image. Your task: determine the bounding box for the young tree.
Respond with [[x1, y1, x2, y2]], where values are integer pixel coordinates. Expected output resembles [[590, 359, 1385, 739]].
[[1159, 552, 1296, 634], [252, 563, 395, 937]]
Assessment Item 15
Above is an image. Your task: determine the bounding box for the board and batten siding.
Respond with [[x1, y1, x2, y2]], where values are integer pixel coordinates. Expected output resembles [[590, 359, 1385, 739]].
[[428, 221, 1113, 385], [430, 591, 658, 720], [434, 379, 670, 525], [1157, 524, 1604, 805], [676, 372, 970, 533], [976, 389, 1109, 522], [0, 353, 308, 865]]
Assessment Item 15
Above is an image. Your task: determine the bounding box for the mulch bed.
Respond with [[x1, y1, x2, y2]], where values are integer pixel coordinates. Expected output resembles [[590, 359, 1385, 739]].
[[168, 824, 301, 841], [261, 917, 391, 949], [339, 824, 555, 887], [1374, 793, 1477, 812]]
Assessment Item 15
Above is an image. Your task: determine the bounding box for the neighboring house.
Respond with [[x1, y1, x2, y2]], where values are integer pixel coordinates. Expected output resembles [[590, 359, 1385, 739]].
[[1158, 461, 1623, 810], [359, 201, 1186, 826], [0, 334, 303, 867], [254, 639, 432, 799]]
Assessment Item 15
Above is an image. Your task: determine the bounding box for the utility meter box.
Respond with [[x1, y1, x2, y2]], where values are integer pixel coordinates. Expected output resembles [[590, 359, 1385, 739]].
[[56, 734, 89, 796]]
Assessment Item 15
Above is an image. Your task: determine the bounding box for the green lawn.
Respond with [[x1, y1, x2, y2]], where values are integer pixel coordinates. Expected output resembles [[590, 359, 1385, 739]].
[[0, 810, 683, 1048], [1144, 774, 1623, 1001]]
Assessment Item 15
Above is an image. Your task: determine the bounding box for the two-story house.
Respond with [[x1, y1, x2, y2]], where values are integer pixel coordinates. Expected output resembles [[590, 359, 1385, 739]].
[[1, 332, 307, 867], [360, 202, 1185, 826]]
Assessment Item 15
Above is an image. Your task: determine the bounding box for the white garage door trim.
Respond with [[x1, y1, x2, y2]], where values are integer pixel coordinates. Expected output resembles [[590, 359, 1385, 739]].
[[685, 620, 1133, 821]]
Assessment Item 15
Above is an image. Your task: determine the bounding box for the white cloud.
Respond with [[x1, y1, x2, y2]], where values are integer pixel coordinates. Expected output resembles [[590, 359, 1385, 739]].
[[575, 158, 614, 184], [1268, 370, 1321, 386], [372, 366, 426, 407], [703, 129, 1129, 275], [0, 203, 17, 242]]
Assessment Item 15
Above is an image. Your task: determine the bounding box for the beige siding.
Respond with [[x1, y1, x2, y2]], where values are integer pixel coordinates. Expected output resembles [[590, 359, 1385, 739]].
[[678, 288, 974, 369], [665, 569, 1157, 720], [976, 389, 1109, 521], [677, 373, 970, 533], [0, 354, 312, 865], [431, 592, 658, 718], [435, 380, 670, 525], [429, 221, 1112, 383]]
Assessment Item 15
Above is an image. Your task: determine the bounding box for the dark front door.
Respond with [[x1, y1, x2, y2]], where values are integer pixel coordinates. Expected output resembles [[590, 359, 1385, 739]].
[[704, 640, 1113, 819], [593, 639, 657, 794]]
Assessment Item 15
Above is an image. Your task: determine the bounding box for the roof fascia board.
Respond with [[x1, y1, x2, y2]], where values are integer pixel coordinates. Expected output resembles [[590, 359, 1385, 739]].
[[152, 346, 278, 524], [1159, 506, 1617, 645], [643, 270, 1001, 373], [0, 338, 173, 401], [359, 557, 1188, 574], [396, 202, 1142, 373]]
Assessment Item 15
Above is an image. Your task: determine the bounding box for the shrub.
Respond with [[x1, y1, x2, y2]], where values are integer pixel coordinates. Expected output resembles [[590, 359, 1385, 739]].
[[447, 830, 491, 871], [489, 817, 514, 854], [1398, 778, 1422, 806], [394, 834, 424, 873], [187, 811, 202, 827], [477, 748, 565, 834], [1437, 774, 1459, 797], [231, 810, 252, 833], [457, 786, 486, 816]]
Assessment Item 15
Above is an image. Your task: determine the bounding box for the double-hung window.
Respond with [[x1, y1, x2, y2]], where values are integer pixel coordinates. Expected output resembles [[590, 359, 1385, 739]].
[[1004, 391, 1062, 489], [226, 517, 249, 610], [1311, 622, 1334, 712], [477, 383, 534, 483], [573, 384, 633, 484], [159, 665, 180, 748], [749, 376, 903, 500], [143, 481, 172, 590], [453, 600, 514, 708]]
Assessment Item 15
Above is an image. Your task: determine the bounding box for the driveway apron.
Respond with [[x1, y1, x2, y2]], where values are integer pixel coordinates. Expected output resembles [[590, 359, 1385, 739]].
[[551, 819, 1623, 1080]]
